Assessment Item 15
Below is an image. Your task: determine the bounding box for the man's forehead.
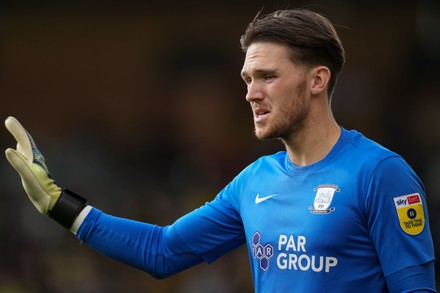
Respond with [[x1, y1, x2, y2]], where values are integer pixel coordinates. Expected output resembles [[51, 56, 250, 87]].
[[241, 42, 291, 74], [245, 42, 290, 59]]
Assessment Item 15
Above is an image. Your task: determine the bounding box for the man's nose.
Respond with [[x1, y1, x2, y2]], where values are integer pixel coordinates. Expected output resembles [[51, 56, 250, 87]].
[[245, 82, 263, 102]]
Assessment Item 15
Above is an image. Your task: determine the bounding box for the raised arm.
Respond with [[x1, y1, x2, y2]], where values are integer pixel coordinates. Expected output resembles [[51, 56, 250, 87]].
[[4, 116, 245, 278]]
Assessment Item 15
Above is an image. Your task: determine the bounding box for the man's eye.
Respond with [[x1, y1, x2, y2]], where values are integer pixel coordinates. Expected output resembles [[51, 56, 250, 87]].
[[264, 75, 274, 80]]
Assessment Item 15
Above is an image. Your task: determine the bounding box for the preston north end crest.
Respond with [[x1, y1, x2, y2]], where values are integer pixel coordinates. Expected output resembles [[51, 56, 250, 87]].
[[309, 184, 339, 214]]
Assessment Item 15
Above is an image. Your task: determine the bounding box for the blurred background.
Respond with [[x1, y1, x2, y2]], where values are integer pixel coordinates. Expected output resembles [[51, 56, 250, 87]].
[[0, 0, 439, 292]]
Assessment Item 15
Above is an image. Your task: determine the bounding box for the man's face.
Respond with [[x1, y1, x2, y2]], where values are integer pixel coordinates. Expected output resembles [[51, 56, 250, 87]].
[[241, 42, 311, 141]]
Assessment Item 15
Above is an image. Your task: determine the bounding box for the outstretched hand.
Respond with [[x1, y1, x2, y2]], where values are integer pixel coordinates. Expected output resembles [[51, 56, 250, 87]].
[[5, 116, 62, 215]]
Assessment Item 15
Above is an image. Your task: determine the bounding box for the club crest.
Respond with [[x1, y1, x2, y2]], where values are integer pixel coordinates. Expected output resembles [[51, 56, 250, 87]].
[[309, 184, 339, 214]]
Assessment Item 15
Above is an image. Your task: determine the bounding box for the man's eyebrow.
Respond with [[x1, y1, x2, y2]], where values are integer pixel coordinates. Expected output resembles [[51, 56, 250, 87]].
[[241, 68, 277, 77]]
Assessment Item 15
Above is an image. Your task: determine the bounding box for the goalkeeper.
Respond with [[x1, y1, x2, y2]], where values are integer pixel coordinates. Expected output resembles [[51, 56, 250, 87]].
[[5, 8, 436, 293]]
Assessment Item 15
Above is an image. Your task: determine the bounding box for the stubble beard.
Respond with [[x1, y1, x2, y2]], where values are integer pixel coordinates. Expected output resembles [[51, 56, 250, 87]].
[[253, 80, 309, 143]]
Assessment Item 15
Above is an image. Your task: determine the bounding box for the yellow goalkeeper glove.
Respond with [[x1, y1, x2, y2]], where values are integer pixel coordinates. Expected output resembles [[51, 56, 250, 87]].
[[5, 116, 87, 229]]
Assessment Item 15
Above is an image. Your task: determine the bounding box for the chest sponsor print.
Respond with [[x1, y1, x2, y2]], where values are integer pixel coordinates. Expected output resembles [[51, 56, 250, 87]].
[[251, 232, 338, 273]]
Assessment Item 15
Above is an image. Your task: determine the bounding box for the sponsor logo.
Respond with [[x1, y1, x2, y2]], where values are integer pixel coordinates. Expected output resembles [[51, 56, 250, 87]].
[[252, 232, 274, 271], [251, 232, 338, 273], [309, 184, 339, 214], [255, 193, 278, 204], [393, 193, 425, 235]]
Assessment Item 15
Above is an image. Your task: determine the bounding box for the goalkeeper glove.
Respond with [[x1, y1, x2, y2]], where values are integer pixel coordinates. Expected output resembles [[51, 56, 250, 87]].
[[5, 116, 88, 230]]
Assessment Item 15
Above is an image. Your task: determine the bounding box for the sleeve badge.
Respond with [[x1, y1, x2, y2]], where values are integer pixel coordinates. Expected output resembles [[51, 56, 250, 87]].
[[393, 193, 425, 235]]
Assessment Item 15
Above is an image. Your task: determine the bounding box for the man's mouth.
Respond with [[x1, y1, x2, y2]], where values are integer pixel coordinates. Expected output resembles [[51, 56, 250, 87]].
[[254, 109, 270, 123]]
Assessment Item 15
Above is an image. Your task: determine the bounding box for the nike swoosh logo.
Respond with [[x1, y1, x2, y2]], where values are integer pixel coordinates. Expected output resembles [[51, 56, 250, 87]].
[[255, 193, 278, 204]]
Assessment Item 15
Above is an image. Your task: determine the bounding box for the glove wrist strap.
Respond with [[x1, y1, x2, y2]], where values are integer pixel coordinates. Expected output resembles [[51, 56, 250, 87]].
[[48, 189, 87, 229]]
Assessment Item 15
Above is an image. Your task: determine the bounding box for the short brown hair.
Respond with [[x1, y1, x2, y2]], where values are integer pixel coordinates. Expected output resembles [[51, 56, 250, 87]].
[[240, 9, 345, 97]]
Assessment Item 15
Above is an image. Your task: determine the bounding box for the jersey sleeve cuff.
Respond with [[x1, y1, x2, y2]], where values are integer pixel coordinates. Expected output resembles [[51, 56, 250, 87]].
[[70, 205, 93, 235]]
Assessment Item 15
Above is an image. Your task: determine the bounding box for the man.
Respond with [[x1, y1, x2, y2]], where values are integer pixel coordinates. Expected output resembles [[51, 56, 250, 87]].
[[5, 9, 436, 292]]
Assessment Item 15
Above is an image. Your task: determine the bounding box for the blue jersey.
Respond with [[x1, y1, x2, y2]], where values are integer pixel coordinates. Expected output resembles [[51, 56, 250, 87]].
[[77, 128, 435, 292]]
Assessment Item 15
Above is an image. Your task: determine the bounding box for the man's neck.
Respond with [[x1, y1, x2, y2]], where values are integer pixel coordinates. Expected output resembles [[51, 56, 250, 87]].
[[283, 118, 341, 167]]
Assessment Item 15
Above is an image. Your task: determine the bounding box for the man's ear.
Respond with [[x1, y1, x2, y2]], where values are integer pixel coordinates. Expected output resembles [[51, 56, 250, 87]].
[[310, 66, 331, 95]]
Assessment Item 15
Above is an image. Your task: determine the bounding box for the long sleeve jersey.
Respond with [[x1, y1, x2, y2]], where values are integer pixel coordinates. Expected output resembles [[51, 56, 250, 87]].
[[77, 128, 436, 292]]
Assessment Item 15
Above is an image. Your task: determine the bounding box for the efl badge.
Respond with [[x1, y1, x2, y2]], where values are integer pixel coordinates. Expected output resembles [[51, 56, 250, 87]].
[[394, 193, 425, 235], [309, 184, 339, 214]]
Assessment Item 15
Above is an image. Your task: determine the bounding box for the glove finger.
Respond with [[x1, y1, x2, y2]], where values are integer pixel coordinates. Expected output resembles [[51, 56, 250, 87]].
[[5, 116, 50, 174], [5, 148, 52, 214], [5, 148, 27, 174], [5, 117, 33, 162]]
